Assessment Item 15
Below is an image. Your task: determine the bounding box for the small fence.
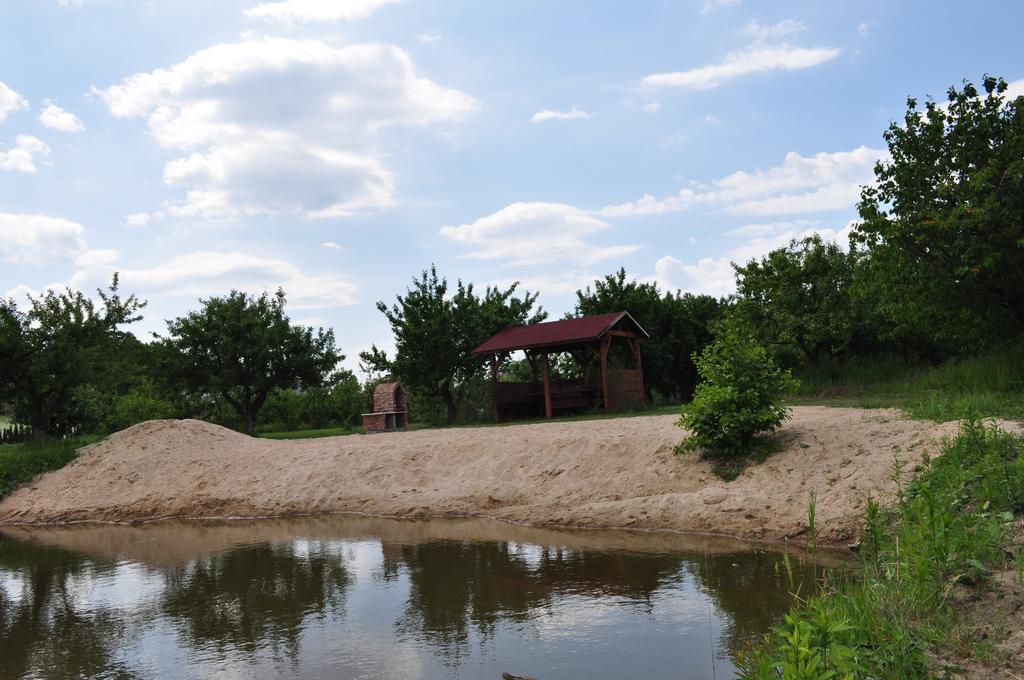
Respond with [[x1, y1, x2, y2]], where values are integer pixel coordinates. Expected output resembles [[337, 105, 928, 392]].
[[1, 424, 33, 444]]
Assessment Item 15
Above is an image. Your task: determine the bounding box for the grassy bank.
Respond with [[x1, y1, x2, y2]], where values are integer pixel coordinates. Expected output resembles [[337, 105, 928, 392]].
[[791, 344, 1024, 421], [0, 439, 94, 500], [738, 418, 1024, 678]]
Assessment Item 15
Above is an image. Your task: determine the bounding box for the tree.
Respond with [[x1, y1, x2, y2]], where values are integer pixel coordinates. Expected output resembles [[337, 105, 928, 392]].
[[853, 75, 1024, 355], [678, 333, 797, 462], [164, 289, 341, 435], [731, 235, 868, 366], [362, 265, 545, 424], [575, 269, 723, 401], [0, 276, 145, 439]]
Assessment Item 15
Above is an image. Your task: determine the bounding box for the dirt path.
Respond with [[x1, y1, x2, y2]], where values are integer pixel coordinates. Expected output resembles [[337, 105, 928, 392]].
[[0, 407, 962, 543]]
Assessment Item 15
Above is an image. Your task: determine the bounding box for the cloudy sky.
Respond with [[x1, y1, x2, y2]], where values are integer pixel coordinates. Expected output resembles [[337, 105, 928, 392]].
[[2, 0, 1022, 369]]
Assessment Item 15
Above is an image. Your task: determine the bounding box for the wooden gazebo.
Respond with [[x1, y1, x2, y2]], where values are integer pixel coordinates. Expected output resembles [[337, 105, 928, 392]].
[[472, 311, 648, 421]]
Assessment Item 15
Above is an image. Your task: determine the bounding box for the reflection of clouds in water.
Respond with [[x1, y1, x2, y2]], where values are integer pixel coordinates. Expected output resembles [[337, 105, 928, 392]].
[[0, 570, 25, 605], [508, 541, 544, 569], [530, 593, 633, 640], [64, 561, 165, 612]]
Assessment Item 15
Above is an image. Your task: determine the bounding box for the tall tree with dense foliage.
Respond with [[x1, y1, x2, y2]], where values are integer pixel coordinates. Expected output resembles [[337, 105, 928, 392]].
[[575, 269, 723, 401], [0, 276, 145, 438], [854, 75, 1024, 355], [731, 235, 870, 366], [361, 265, 545, 424], [164, 289, 341, 435]]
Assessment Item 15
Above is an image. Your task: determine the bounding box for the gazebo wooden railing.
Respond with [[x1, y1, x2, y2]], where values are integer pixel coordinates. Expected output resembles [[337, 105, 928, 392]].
[[471, 311, 648, 421]]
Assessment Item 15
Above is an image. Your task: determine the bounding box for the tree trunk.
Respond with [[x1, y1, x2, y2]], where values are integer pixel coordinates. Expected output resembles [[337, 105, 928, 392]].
[[442, 383, 458, 425], [243, 411, 255, 436]]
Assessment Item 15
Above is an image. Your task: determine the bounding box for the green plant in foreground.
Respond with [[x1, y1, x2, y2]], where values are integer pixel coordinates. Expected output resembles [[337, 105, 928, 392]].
[[677, 333, 798, 463], [738, 417, 1024, 678]]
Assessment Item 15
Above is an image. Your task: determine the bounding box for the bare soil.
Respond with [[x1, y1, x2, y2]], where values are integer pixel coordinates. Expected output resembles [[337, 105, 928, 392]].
[[0, 407, 962, 543]]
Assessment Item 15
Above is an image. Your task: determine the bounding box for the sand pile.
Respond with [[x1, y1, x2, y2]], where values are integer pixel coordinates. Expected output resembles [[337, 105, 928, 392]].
[[0, 407, 963, 543]]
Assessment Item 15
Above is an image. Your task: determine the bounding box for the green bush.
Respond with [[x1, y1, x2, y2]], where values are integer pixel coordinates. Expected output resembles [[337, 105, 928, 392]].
[[678, 334, 798, 459], [104, 381, 178, 433]]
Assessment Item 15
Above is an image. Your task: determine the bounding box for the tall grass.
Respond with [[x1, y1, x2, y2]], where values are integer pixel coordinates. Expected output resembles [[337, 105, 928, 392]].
[[792, 344, 1024, 421], [0, 439, 91, 500], [737, 418, 1024, 678]]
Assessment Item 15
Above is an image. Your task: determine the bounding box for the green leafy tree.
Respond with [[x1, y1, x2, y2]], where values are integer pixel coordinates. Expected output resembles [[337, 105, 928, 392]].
[[854, 75, 1024, 354], [164, 289, 341, 435], [575, 269, 723, 401], [678, 334, 798, 460], [731, 235, 869, 366], [362, 265, 545, 424], [0, 276, 145, 438]]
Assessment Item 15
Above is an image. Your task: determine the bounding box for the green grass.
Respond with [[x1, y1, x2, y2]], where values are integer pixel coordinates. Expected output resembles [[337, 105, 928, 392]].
[[791, 344, 1024, 421], [0, 438, 95, 500], [737, 418, 1024, 678], [258, 403, 684, 440]]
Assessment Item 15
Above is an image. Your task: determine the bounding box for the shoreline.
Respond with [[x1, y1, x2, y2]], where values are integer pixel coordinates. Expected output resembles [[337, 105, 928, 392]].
[[0, 407, 963, 544]]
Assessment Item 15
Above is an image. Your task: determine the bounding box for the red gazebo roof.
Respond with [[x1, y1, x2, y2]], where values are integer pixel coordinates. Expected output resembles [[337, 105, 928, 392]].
[[471, 311, 648, 355]]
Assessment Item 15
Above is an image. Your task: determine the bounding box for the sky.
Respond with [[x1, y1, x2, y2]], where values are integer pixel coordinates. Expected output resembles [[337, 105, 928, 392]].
[[2, 0, 1022, 371]]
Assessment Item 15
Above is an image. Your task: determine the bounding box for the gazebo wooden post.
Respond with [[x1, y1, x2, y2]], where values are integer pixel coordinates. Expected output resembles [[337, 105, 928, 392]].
[[630, 337, 645, 402], [599, 336, 612, 411], [490, 353, 499, 422], [542, 352, 553, 418]]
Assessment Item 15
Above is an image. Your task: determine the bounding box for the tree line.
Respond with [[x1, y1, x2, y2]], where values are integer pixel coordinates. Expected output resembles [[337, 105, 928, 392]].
[[1, 75, 1020, 440]]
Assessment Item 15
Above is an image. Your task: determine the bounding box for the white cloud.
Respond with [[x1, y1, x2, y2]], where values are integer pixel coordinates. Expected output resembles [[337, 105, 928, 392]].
[[857, 22, 871, 37], [111, 251, 358, 308], [0, 81, 29, 123], [244, 0, 401, 24], [641, 44, 840, 90], [95, 37, 479, 220], [39, 102, 85, 133], [743, 19, 806, 41], [321, 241, 343, 250], [416, 32, 442, 45], [644, 102, 661, 113], [705, 114, 721, 124], [124, 212, 153, 227], [699, 0, 740, 15], [0, 135, 51, 173], [530, 106, 591, 123], [599, 145, 885, 217], [653, 222, 855, 295], [440, 202, 642, 267], [0, 212, 88, 263]]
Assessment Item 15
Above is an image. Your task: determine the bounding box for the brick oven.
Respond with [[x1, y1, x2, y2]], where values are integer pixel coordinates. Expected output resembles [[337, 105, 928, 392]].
[[362, 381, 408, 434]]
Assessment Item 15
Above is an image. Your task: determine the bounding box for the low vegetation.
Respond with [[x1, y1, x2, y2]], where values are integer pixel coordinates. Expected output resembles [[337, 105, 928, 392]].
[[0, 439, 91, 500], [677, 334, 797, 479], [738, 418, 1024, 678]]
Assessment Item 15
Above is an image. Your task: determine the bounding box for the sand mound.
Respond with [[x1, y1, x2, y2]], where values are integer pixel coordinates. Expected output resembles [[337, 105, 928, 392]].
[[0, 407, 964, 543]]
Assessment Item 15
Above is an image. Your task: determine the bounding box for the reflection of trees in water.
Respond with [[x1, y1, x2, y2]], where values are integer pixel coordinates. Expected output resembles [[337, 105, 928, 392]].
[[688, 549, 820, 657], [159, 540, 350, 660], [0, 537, 140, 680], [389, 539, 688, 658]]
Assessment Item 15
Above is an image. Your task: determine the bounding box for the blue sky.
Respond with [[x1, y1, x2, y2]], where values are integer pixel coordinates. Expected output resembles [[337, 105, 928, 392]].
[[2, 0, 1022, 370]]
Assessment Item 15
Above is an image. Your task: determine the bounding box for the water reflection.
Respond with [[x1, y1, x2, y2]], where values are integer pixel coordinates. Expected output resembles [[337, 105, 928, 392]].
[[0, 517, 834, 679], [160, 541, 350, 659], [0, 541, 138, 680]]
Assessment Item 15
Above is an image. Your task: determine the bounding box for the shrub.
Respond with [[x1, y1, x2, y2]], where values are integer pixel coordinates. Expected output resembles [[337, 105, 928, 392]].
[[678, 334, 798, 459], [104, 380, 178, 433]]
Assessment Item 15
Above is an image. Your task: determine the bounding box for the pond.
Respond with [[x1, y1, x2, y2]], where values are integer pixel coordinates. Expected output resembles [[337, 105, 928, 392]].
[[0, 515, 832, 679]]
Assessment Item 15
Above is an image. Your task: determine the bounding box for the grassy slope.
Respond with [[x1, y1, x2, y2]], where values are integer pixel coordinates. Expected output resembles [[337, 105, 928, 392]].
[[0, 438, 95, 500], [737, 418, 1024, 678], [791, 344, 1024, 421]]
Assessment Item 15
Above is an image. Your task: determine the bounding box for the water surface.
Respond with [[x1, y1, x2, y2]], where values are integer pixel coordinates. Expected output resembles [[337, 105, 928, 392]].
[[0, 515, 829, 679]]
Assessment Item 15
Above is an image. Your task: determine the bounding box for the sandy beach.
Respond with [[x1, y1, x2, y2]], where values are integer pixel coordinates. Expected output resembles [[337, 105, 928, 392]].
[[0, 407, 963, 543]]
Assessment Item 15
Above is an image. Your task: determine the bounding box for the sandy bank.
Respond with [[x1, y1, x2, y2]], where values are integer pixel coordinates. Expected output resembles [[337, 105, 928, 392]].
[[0, 407, 961, 543]]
